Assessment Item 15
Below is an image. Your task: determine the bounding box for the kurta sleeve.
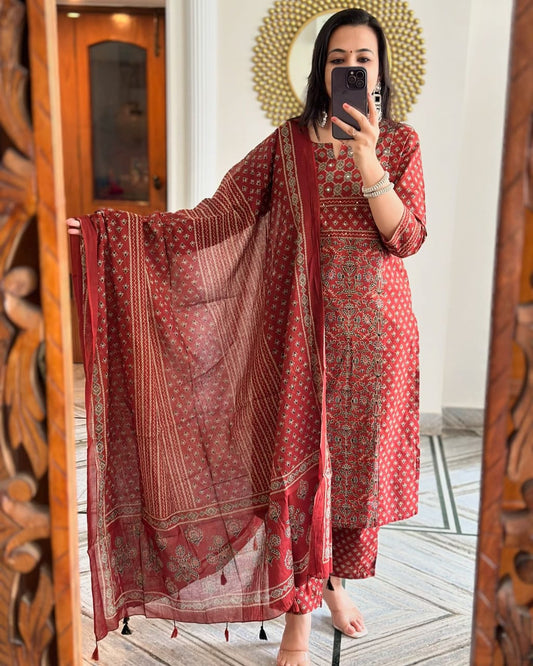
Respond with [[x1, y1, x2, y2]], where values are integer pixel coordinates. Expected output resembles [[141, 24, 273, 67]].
[[380, 125, 426, 258]]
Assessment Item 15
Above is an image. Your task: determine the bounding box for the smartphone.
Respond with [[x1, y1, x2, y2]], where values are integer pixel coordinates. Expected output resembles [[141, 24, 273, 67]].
[[331, 66, 368, 140]]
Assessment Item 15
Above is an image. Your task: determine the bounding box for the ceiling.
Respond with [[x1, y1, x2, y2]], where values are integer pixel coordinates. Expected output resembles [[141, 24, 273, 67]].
[[57, 1, 165, 7]]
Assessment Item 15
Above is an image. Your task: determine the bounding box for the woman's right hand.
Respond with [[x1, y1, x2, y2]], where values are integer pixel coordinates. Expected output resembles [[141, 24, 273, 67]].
[[66, 218, 81, 235]]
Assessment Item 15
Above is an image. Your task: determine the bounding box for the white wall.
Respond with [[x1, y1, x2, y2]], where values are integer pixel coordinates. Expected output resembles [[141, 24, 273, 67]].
[[166, 0, 513, 417], [442, 0, 512, 408], [216, 1, 273, 169], [402, 0, 472, 416]]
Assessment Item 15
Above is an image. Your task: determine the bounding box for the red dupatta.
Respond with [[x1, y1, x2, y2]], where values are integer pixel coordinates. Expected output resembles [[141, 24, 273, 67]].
[[70, 120, 332, 641]]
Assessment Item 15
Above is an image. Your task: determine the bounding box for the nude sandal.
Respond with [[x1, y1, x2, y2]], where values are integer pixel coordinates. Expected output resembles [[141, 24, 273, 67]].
[[276, 648, 311, 666]]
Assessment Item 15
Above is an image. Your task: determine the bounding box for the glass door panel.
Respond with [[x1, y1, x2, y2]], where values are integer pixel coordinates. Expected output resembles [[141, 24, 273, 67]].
[[89, 41, 149, 202]]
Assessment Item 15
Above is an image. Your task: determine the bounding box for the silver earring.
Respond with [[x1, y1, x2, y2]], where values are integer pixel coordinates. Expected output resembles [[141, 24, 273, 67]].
[[372, 82, 383, 122], [319, 110, 328, 128]]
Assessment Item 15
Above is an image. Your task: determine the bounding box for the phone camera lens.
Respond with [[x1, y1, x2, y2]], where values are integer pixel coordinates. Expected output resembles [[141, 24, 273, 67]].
[[355, 78, 365, 89], [347, 74, 357, 88]]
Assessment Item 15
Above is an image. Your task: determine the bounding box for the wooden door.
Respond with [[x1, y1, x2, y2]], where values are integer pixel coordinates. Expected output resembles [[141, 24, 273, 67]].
[[57, 9, 166, 217], [58, 8, 166, 361]]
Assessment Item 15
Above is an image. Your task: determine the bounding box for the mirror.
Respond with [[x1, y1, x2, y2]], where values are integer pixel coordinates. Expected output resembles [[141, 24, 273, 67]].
[[63, 1, 513, 665], [288, 13, 331, 103], [253, 0, 426, 126], [0, 0, 524, 663]]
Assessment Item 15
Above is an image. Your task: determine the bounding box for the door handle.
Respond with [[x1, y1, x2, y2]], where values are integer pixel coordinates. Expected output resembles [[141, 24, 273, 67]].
[[152, 174, 163, 190]]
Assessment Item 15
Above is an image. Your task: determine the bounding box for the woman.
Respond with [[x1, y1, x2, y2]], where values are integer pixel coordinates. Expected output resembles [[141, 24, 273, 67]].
[[68, 8, 425, 666]]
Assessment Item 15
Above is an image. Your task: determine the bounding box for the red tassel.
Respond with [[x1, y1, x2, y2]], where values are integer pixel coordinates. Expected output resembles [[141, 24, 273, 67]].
[[221, 571, 227, 585], [171, 625, 178, 638], [253, 536, 258, 551], [225, 623, 229, 642], [91, 644, 99, 661]]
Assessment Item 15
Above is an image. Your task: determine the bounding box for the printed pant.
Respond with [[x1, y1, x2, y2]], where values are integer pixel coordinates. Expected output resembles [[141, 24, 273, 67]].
[[290, 527, 379, 614]]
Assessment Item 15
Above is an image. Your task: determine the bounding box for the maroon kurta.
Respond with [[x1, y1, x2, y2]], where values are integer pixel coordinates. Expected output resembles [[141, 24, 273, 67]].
[[71, 118, 425, 641], [314, 121, 426, 577], [317, 120, 425, 530]]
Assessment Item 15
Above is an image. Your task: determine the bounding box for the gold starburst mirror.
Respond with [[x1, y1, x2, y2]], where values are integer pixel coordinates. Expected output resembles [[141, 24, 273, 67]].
[[253, 0, 426, 126]]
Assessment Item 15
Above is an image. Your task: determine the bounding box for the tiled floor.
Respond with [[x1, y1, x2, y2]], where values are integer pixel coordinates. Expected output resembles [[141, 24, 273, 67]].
[[73, 365, 481, 665]]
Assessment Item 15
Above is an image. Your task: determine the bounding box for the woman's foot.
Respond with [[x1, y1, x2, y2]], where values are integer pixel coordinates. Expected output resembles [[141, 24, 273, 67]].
[[276, 612, 311, 666], [322, 576, 368, 638]]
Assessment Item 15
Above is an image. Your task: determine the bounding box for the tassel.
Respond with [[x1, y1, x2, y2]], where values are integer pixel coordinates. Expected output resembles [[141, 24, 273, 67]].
[[121, 616, 132, 635], [171, 621, 178, 639], [253, 535, 258, 551], [327, 576, 334, 591], [91, 644, 99, 661], [225, 622, 230, 642], [221, 570, 227, 585], [259, 621, 268, 641]]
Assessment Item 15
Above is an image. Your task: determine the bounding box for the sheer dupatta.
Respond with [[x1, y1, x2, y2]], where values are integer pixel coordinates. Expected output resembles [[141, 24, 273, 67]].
[[70, 120, 332, 641]]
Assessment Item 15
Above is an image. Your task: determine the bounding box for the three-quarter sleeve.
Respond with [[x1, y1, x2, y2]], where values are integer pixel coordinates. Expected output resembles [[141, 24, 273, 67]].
[[380, 126, 426, 258]]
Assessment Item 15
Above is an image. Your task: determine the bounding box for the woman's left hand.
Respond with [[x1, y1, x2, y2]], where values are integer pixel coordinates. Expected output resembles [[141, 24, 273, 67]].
[[331, 93, 380, 169], [66, 217, 81, 236]]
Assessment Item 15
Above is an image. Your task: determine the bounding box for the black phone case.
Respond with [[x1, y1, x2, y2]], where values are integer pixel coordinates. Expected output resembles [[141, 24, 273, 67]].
[[331, 66, 368, 140]]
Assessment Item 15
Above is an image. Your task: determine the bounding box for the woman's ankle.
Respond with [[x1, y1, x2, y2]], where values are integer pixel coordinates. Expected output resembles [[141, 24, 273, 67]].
[[280, 612, 312, 647], [284, 611, 312, 629]]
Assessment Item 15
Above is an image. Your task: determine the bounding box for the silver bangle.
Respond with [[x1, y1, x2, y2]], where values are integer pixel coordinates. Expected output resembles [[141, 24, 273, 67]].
[[362, 171, 389, 194], [363, 182, 394, 198]]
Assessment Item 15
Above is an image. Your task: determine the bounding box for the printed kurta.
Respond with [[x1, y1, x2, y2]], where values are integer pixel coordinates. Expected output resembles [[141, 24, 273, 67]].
[[314, 120, 426, 577], [71, 119, 426, 641]]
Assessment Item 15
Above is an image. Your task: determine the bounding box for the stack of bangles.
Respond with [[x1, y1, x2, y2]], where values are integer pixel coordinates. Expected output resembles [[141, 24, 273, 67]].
[[362, 171, 394, 198]]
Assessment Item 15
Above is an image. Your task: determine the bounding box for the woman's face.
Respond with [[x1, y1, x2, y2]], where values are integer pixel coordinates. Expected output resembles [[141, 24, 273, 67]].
[[324, 24, 380, 103]]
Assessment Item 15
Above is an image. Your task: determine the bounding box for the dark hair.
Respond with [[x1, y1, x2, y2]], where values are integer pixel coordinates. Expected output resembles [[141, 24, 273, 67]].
[[299, 8, 392, 129]]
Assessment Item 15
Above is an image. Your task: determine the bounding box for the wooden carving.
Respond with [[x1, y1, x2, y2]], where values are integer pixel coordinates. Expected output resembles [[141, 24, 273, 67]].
[[472, 0, 533, 663], [0, 0, 55, 662], [496, 576, 532, 665], [497, 298, 533, 663], [0, 0, 79, 663]]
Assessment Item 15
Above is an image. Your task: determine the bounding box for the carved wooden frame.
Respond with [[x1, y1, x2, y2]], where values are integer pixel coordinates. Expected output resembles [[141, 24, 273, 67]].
[[471, 0, 533, 663], [0, 0, 80, 663], [0, 0, 531, 663]]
